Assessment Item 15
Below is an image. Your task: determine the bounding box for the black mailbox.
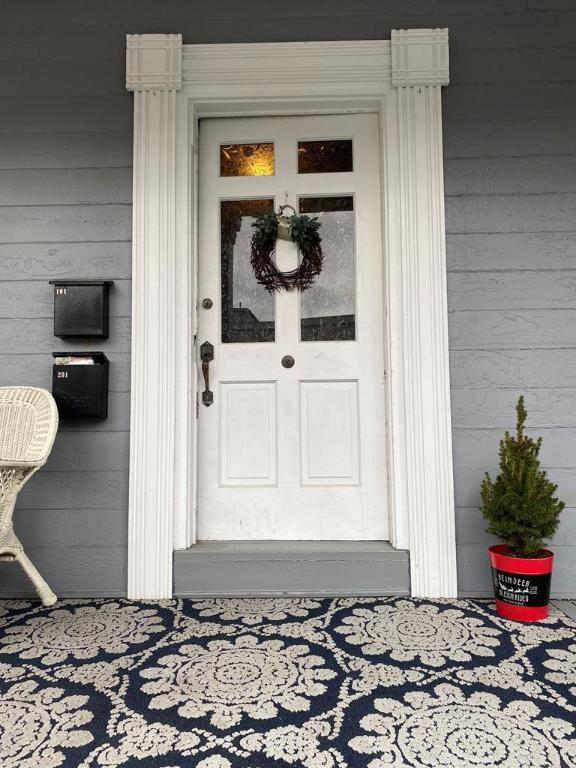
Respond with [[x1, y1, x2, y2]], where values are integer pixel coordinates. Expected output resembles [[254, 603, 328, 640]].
[[49, 280, 113, 338], [52, 352, 109, 418]]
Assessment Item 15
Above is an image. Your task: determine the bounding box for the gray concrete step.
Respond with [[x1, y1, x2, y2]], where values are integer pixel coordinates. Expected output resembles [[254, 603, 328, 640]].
[[173, 540, 410, 597]]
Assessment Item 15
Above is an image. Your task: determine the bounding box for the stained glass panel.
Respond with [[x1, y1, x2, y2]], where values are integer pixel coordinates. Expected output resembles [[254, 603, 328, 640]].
[[299, 196, 355, 342], [220, 143, 275, 176], [297, 140, 353, 174], [221, 199, 275, 343]]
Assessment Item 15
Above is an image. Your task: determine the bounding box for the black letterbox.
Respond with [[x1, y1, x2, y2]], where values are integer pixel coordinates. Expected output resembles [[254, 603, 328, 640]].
[[49, 280, 113, 338], [52, 352, 109, 419]]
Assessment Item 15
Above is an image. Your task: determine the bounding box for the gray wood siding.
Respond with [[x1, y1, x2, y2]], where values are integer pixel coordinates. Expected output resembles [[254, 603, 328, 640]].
[[1, 0, 575, 597]]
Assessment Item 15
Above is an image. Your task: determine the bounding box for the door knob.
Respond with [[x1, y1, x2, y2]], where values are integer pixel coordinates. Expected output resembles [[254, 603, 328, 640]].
[[281, 355, 295, 369], [200, 341, 214, 406]]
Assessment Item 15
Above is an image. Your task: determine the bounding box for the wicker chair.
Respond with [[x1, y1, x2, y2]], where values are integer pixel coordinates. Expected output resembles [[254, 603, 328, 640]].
[[0, 387, 59, 606]]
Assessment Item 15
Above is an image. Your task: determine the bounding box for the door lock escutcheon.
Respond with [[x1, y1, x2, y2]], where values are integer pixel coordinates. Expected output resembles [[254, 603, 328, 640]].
[[200, 341, 214, 406]]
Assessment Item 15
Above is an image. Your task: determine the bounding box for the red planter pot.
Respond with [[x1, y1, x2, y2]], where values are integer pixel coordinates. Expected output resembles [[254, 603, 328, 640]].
[[489, 544, 554, 622]]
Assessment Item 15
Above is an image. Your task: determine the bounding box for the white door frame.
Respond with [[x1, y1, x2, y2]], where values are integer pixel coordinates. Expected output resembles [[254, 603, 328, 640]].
[[125, 29, 456, 599]]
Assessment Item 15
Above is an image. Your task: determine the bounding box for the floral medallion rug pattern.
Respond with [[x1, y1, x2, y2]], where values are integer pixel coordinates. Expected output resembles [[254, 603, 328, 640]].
[[0, 597, 575, 767]]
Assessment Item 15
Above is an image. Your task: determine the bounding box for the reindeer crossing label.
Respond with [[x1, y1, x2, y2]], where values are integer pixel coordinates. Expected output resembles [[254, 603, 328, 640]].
[[491, 568, 551, 608]]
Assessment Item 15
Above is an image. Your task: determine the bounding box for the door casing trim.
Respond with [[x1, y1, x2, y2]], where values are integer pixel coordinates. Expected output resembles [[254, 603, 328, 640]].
[[125, 30, 456, 598]]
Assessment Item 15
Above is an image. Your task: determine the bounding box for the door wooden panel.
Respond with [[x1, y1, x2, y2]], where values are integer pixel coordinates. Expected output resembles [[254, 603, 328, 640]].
[[219, 382, 277, 486], [300, 381, 359, 485]]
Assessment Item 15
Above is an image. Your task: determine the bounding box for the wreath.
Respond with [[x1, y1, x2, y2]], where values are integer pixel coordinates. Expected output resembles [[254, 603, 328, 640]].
[[250, 205, 323, 292]]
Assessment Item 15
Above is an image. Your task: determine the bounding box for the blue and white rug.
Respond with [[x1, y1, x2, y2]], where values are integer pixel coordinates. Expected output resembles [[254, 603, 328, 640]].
[[0, 597, 575, 767]]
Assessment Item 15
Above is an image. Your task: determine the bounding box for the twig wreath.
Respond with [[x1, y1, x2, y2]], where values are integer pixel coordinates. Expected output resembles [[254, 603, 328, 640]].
[[250, 204, 323, 292]]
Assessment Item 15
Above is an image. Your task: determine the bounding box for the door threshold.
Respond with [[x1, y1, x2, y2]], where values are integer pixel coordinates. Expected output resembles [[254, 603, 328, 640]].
[[173, 540, 410, 597]]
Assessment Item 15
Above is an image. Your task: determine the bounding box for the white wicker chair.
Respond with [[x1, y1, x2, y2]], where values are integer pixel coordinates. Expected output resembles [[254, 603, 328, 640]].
[[0, 387, 59, 606]]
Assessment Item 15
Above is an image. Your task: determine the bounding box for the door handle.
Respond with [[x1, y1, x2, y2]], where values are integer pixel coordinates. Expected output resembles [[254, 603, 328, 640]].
[[200, 341, 214, 406]]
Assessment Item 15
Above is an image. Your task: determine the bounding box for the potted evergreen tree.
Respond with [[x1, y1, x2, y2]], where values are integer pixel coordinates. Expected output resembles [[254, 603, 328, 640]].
[[481, 396, 565, 621]]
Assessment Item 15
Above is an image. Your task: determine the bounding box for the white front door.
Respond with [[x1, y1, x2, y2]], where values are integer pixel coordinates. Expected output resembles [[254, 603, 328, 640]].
[[197, 113, 388, 540]]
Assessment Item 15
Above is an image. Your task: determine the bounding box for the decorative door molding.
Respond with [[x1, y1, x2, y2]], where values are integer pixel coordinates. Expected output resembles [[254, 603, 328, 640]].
[[125, 29, 457, 599], [125, 34, 182, 598]]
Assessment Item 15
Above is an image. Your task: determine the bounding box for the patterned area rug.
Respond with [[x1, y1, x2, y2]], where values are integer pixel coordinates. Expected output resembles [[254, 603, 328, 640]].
[[0, 598, 575, 767]]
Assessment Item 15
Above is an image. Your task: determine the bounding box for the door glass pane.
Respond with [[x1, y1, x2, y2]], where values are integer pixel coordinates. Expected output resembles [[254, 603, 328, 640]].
[[220, 143, 274, 176], [298, 140, 353, 174], [299, 196, 355, 341], [221, 199, 275, 343]]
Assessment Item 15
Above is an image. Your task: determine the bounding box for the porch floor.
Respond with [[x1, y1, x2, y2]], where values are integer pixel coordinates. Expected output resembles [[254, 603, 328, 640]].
[[0, 597, 575, 767]]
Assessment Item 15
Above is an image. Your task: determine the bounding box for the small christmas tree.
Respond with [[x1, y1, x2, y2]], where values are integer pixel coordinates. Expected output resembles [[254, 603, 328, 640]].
[[481, 396, 565, 557]]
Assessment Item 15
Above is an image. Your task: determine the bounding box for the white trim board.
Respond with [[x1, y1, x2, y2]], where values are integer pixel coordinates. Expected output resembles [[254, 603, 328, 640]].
[[125, 30, 456, 599]]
